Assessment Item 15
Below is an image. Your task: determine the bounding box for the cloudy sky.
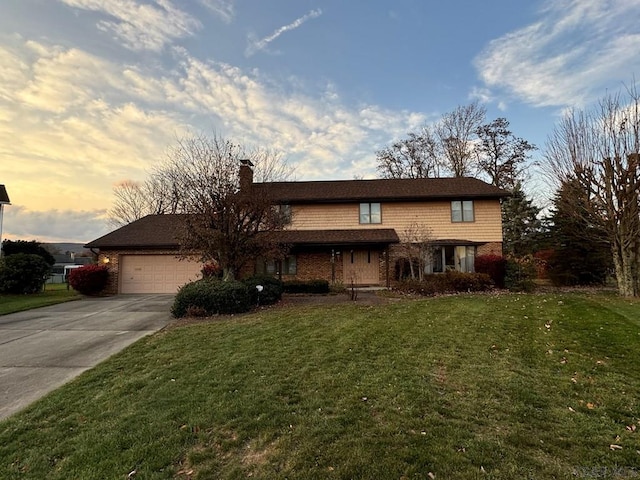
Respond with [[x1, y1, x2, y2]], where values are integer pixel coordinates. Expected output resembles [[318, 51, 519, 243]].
[[1, 0, 640, 243]]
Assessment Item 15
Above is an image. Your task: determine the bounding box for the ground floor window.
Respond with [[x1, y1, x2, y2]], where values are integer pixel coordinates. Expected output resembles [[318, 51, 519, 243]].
[[257, 255, 297, 276], [429, 245, 475, 273]]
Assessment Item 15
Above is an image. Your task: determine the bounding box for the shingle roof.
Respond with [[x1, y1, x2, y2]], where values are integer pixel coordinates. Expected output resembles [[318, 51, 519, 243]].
[[268, 229, 400, 246], [85, 215, 185, 249], [0, 185, 10, 204], [253, 177, 508, 203]]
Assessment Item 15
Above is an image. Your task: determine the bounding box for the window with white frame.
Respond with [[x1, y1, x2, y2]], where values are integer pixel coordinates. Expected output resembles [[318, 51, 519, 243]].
[[451, 200, 474, 222], [359, 202, 381, 224], [427, 245, 475, 273]]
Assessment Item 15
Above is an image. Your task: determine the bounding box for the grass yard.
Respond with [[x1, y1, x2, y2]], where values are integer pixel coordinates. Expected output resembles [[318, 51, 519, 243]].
[[1, 293, 639, 479], [0, 283, 80, 315]]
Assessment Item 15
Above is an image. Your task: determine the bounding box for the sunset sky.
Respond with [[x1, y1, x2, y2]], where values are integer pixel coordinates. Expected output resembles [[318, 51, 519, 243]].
[[1, 0, 640, 243]]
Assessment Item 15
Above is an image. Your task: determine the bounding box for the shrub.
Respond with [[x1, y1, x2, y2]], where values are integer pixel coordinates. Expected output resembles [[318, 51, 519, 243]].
[[504, 257, 536, 292], [201, 262, 222, 279], [243, 275, 283, 306], [474, 254, 507, 288], [0, 253, 51, 294], [171, 279, 251, 318], [444, 270, 493, 292], [68, 264, 109, 295], [283, 279, 330, 294], [395, 271, 492, 296]]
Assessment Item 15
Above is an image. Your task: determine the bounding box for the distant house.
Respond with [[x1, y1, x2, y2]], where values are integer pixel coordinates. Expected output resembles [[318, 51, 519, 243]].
[[86, 163, 508, 294], [47, 253, 94, 284]]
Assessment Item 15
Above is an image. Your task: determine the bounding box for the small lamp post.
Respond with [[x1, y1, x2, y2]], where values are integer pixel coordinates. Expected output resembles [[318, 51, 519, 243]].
[[256, 284, 264, 306]]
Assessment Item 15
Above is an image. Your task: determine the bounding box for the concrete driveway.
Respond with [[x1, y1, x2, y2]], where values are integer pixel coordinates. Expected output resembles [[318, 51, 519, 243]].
[[0, 295, 174, 420]]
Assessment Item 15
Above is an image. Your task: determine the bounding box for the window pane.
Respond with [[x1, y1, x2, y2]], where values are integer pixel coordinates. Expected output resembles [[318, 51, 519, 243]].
[[463, 200, 474, 221], [266, 260, 276, 275], [451, 201, 462, 222], [285, 256, 297, 275], [370, 203, 381, 223], [466, 246, 475, 273], [359, 203, 370, 223], [432, 247, 443, 273]]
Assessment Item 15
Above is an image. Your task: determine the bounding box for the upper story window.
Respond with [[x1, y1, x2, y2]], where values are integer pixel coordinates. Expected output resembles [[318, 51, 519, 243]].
[[274, 204, 292, 224], [359, 202, 381, 224], [451, 200, 474, 222]]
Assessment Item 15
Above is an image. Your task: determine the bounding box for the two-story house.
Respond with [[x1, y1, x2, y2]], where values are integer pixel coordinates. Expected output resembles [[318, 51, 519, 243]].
[[85, 161, 507, 294]]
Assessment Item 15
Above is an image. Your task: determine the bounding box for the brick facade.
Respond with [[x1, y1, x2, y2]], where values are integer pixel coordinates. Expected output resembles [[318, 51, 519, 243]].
[[477, 242, 503, 256]]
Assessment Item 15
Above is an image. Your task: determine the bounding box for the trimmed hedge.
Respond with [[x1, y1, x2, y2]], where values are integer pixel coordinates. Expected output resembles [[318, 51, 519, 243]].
[[171, 279, 251, 318], [283, 279, 330, 294], [0, 253, 51, 294], [243, 275, 283, 306], [68, 264, 109, 295], [395, 271, 493, 296]]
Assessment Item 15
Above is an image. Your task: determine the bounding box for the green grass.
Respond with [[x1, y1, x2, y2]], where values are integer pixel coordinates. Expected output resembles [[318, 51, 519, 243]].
[[0, 283, 80, 315], [1, 293, 639, 479]]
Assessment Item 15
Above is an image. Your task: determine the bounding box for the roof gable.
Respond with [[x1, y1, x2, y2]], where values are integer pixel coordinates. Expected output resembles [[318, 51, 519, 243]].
[[85, 215, 186, 249]]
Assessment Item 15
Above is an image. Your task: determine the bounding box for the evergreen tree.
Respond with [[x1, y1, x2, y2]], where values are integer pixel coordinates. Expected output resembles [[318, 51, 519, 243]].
[[501, 182, 542, 257], [546, 178, 611, 285]]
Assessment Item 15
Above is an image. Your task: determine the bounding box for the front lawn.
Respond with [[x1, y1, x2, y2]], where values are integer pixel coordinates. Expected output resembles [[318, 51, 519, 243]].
[[0, 283, 80, 315], [1, 293, 639, 479]]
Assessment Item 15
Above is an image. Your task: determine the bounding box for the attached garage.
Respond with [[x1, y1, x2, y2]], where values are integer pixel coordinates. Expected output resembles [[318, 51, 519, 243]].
[[120, 254, 202, 294]]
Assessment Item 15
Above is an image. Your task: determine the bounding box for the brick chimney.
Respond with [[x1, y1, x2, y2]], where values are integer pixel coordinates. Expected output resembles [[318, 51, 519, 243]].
[[239, 159, 254, 192]]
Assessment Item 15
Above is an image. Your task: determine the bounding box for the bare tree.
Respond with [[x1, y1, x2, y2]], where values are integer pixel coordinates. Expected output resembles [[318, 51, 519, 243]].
[[376, 130, 441, 179], [475, 117, 536, 190], [398, 222, 434, 280], [544, 87, 640, 297], [375, 102, 485, 179], [109, 134, 294, 227], [436, 102, 486, 177], [108, 181, 153, 227], [159, 133, 292, 281]]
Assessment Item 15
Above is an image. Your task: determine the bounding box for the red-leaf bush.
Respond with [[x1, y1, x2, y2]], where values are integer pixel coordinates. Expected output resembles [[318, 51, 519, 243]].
[[474, 254, 507, 288], [68, 264, 109, 295], [395, 271, 493, 296]]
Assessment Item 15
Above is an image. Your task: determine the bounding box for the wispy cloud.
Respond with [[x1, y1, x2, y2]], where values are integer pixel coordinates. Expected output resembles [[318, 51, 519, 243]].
[[0, 36, 424, 242], [3, 206, 109, 243], [245, 9, 322, 57], [59, 0, 200, 51], [198, 0, 235, 24], [474, 0, 640, 108]]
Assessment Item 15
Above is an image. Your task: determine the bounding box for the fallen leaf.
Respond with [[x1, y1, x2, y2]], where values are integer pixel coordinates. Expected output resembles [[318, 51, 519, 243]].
[[586, 402, 595, 410], [568, 407, 576, 413], [610, 444, 623, 450], [428, 472, 436, 479], [626, 424, 637, 432]]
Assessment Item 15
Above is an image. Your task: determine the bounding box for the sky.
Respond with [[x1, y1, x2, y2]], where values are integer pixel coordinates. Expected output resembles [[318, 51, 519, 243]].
[[1, 0, 640, 243]]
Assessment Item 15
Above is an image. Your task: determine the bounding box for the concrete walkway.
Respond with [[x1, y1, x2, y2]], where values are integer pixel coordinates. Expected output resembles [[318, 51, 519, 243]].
[[0, 295, 174, 420]]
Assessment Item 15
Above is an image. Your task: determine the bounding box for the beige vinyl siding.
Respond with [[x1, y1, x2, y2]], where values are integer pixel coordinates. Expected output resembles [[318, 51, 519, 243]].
[[289, 200, 502, 242]]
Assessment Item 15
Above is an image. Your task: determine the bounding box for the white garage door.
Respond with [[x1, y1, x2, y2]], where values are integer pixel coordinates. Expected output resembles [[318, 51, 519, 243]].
[[120, 255, 203, 294]]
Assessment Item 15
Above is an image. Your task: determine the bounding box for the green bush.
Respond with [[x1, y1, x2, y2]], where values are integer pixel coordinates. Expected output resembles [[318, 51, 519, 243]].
[[395, 271, 493, 296], [283, 279, 330, 294], [504, 257, 537, 292], [172, 279, 251, 318], [68, 264, 109, 295], [243, 275, 283, 305], [0, 253, 52, 294]]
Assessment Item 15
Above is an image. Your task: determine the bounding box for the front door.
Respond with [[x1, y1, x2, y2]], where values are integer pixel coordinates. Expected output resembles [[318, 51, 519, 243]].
[[343, 249, 380, 285]]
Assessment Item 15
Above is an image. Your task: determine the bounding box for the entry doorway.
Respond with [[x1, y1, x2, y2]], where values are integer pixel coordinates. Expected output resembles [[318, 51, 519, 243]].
[[343, 249, 380, 285]]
